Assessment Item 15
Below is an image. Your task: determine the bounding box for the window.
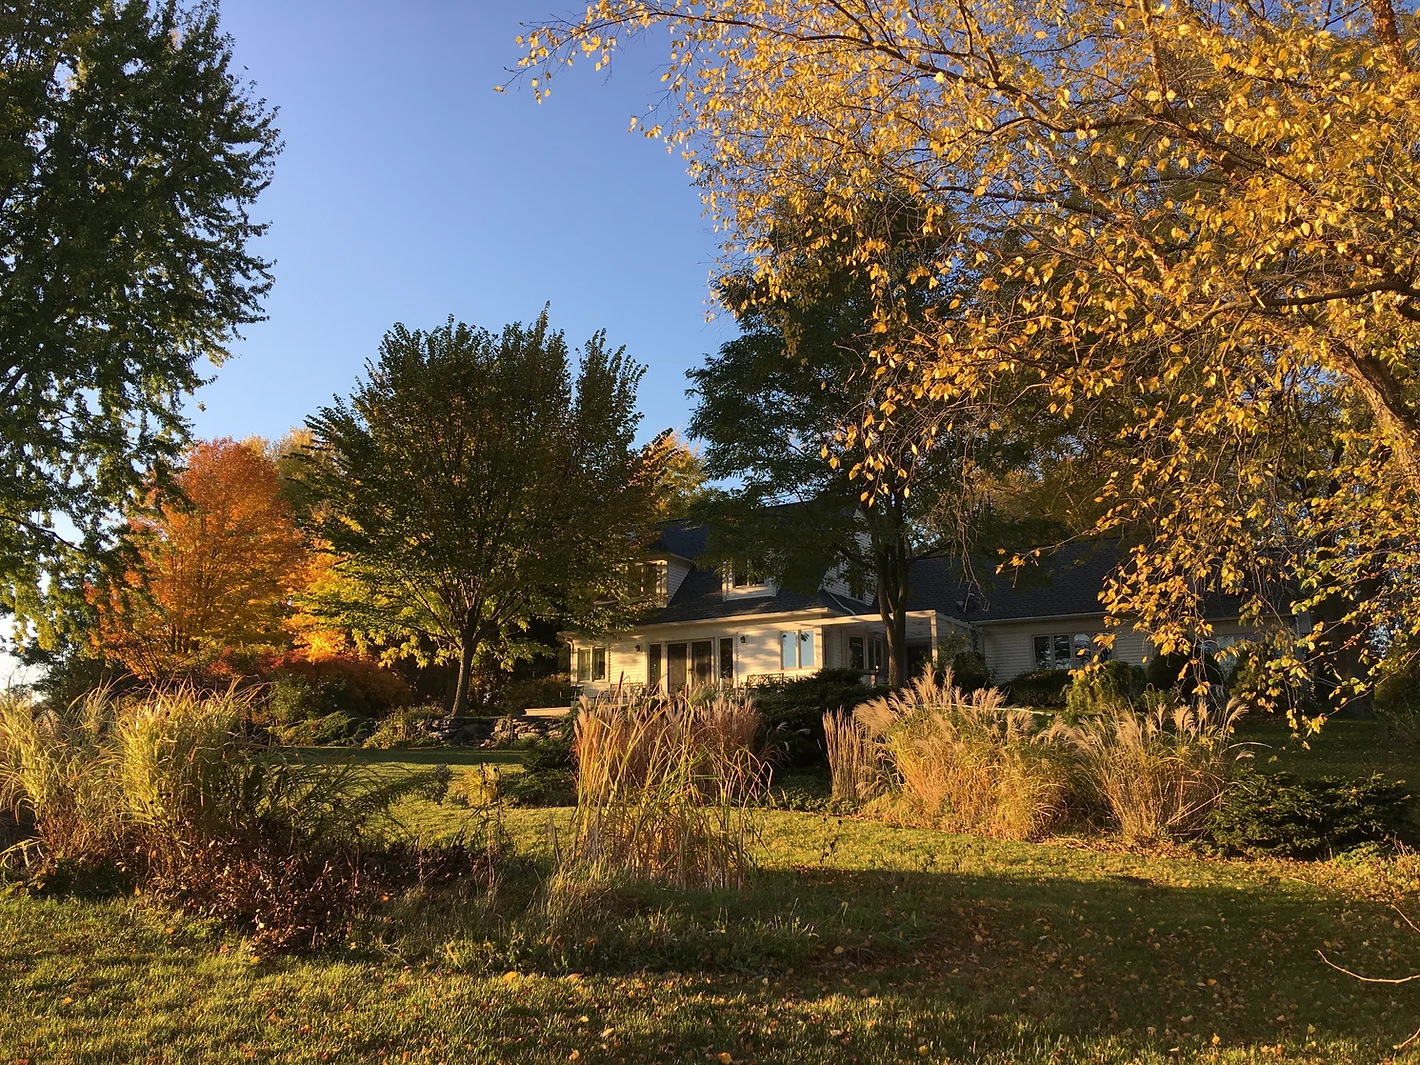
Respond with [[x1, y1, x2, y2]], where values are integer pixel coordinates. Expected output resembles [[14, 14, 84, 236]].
[[647, 644, 662, 689], [732, 565, 764, 588], [781, 630, 815, 670], [691, 640, 714, 686], [719, 637, 735, 681], [849, 636, 865, 670], [576, 646, 609, 683], [667, 642, 688, 689], [638, 562, 664, 600], [1033, 632, 1107, 670]]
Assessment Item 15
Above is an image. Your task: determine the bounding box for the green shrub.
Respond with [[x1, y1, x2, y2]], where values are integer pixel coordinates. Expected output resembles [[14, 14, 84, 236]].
[[494, 674, 574, 716], [504, 712, 577, 807], [754, 668, 886, 767], [1064, 660, 1144, 719], [948, 651, 991, 694], [263, 655, 411, 746], [1374, 650, 1420, 748], [362, 704, 442, 750], [1205, 770, 1413, 858], [1004, 669, 1072, 708]]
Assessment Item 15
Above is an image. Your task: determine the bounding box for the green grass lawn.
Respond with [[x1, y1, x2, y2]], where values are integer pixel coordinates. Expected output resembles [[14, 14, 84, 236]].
[[6, 725, 1420, 1064]]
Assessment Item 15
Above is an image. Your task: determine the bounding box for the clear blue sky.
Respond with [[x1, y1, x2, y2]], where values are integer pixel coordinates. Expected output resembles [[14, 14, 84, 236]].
[[195, 1, 731, 446]]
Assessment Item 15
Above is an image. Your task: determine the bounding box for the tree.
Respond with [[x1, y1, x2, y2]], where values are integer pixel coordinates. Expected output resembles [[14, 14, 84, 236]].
[[91, 439, 308, 682], [0, 0, 279, 642], [302, 312, 658, 716], [520, 1, 1420, 718], [641, 430, 710, 520], [689, 203, 1048, 686]]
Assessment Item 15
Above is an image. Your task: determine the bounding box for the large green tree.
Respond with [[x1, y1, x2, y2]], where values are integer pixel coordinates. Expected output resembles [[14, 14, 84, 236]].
[[0, 0, 278, 641], [689, 204, 1054, 687], [303, 312, 657, 715]]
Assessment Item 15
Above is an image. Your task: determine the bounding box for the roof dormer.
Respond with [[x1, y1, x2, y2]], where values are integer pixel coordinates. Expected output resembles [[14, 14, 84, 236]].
[[723, 565, 776, 601]]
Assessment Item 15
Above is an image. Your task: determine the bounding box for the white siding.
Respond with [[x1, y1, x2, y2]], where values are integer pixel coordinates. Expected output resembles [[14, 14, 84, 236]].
[[978, 615, 1153, 684]]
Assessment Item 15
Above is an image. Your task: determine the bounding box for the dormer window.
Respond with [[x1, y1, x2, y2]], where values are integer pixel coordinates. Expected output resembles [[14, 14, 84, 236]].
[[637, 561, 666, 601], [724, 565, 775, 600]]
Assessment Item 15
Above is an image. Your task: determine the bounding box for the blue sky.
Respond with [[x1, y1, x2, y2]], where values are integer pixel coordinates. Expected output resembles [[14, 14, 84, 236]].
[[197, 1, 732, 446]]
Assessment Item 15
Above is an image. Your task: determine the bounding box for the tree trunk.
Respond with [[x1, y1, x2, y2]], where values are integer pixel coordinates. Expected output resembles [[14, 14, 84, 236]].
[[1370, 0, 1410, 74], [875, 534, 912, 689], [451, 615, 478, 717]]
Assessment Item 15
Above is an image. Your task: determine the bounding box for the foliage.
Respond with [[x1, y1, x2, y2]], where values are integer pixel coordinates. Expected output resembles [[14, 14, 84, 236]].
[[686, 204, 1058, 687], [0, 0, 279, 641], [89, 439, 309, 683], [1373, 647, 1420, 749], [302, 311, 659, 715], [361, 705, 442, 751], [520, 0, 1420, 721], [0, 688, 488, 953], [946, 650, 991, 694], [505, 713, 578, 807], [493, 673, 574, 716], [567, 689, 765, 889], [855, 667, 1072, 840], [1063, 702, 1245, 844], [1064, 661, 1145, 719], [753, 667, 887, 767], [1004, 669, 1072, 709], [639, 430, 710, 520], [1206, 770, 1414, 859]]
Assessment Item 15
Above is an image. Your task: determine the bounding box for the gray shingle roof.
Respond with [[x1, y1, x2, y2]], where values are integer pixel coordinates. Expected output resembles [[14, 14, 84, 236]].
[[907, 541, 1123, 623]]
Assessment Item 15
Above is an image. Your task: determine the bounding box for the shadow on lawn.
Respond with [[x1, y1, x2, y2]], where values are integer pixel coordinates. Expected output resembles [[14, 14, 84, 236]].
[[421, 860, 1418, 1056]]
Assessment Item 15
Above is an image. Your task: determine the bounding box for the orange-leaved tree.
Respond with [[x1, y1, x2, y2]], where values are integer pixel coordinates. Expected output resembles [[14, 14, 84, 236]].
[[92, 438, 309, 682]]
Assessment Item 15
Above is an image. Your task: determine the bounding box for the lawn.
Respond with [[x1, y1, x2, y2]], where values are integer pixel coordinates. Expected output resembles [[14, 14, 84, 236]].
[[5, 722, 1420, 1065]]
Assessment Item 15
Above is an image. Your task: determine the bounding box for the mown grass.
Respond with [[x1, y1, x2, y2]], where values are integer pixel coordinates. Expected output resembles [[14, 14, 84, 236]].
[[7, 720, 1420, 1064]]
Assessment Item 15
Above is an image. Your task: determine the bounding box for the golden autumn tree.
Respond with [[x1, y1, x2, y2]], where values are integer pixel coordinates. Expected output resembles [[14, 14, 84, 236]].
[[520, 0, 1420, 717], [92, 438, 308, 682]]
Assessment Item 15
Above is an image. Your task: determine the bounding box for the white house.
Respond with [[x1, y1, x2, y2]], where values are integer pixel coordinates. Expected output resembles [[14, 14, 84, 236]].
[[567, 523, 1259, 695]]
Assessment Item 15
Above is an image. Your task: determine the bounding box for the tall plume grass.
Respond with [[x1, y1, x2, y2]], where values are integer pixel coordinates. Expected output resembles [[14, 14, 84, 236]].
[[823, 710, 878, 805], [1061, 698, 1245, 843], [566, 688, 765, 890], [854, 667, 1071, 840], [1, 686, 485, 952]]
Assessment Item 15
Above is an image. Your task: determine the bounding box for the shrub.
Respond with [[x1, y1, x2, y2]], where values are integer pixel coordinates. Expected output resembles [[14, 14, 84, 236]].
[[494, 674, 574, 715], [1062, 700, 1244, 843], [947, 650, 991, 694], [855, 667, 1073, 840], [362, 704, 442, 750], [753, 668, 886, 767], [566, 688, 765, 889], [823, 710, 878, 806], [1374, 650, 1420, 748], [1004, 669, 1072, 709], [1205, 770, 1413, 858], [1064, 660, 1144, 719], [503, 712, 577, 807], [263, 655, 412, 745]]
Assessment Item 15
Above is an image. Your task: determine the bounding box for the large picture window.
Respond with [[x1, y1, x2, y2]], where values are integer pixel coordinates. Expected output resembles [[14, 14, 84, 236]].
[[1032, 632, 1108, 671]]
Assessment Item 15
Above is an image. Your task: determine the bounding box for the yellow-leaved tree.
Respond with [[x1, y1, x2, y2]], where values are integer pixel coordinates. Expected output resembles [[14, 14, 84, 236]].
[[519, 0, 1420, 719]]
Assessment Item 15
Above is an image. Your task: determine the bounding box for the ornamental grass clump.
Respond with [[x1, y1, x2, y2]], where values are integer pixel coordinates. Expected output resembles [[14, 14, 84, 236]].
[[1063, 698, 1246, 843], [855, 667, 1073, 840], [1, 687, 497, 953], [567, 687, 765, 890], [823, 710, 879, 806]]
